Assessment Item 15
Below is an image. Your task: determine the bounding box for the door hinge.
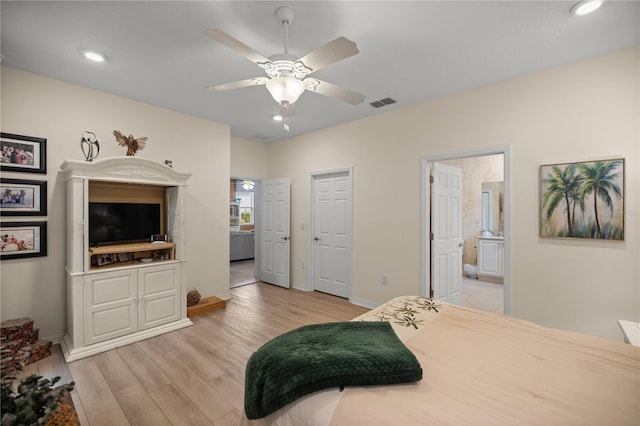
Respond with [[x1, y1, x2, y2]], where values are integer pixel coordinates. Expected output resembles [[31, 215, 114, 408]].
[[429, 233, 434, 240], [429, 175, 434, 184]]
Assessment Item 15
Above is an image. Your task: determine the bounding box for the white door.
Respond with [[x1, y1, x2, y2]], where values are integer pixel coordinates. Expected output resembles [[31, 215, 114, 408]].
[[312, 171, 352, 298], [258, 178, 290, 288], [431, 163, 463, 304]]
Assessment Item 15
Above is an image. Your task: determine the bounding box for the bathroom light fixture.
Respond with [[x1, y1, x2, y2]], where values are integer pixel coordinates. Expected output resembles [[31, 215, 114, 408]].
[[571, 0, 602, 16], [82, 50, 106, 62], [273, 114, 283, 121], [242, 180, 255, 190]]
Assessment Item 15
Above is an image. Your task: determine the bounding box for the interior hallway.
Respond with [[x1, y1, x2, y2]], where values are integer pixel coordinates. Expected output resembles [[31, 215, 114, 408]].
[[230, 259, 257, 288]]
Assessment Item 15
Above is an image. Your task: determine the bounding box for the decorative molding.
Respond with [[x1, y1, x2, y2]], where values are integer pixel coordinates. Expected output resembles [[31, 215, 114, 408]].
[[108, 168, 164, 179], [60, 157, 191, 186]]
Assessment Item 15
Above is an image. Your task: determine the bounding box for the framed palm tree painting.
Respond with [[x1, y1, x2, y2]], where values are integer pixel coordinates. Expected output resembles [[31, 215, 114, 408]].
[[540, 158, 624, 240]]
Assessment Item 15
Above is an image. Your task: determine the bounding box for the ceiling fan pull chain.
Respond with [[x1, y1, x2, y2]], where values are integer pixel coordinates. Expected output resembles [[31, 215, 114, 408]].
[[282, 101, 290, 132]]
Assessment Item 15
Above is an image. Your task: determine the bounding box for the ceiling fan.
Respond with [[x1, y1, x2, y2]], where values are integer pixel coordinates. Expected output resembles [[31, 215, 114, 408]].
[[203, 6, 365, 130]]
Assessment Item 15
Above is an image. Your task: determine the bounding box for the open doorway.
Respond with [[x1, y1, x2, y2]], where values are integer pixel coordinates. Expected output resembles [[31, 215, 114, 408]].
[[230, 177, 259, 288], [422, 147, 510, 315]]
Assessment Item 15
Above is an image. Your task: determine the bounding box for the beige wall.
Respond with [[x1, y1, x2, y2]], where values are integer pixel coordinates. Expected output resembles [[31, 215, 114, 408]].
[[1, 47, 637, 343], [230, 136, 268, 179], [0, 67, 231, 341], [267, 47, 639, 340]]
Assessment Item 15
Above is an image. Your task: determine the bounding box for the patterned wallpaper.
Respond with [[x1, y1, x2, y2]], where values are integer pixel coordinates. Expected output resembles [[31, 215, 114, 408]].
[[441, 154, 504, 266]]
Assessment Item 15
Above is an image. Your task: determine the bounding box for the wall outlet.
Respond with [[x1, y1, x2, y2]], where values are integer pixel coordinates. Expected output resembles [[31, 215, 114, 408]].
[[381, 274, 388, 285]]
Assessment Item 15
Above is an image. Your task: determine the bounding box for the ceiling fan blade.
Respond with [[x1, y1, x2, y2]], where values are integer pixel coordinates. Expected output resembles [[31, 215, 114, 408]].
[[204, 77, 268, 92], [304, 78, 365, 105], [296, 37, 359, 74], [203, 29, 272, 66]]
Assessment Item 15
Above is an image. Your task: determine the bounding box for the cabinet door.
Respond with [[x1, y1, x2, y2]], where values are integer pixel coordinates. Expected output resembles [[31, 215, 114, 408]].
[[138, 263, 180, 330], [84, 269, 137, 345], [497, 241, 504, 276], [479, 240, 501, 276]]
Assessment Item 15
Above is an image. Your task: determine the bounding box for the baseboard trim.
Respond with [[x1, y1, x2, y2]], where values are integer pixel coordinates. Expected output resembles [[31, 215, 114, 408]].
[[292, 282, 311, 292], [349, 297, 379, 310]]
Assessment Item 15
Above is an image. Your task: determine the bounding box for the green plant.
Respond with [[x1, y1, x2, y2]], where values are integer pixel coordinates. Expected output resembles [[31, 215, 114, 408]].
[[241, 210, 252, 224], [1, 349, 74, 426]]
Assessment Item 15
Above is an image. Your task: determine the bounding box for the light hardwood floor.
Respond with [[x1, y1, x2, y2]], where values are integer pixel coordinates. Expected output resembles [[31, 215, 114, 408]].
[[26, 283, 369, 425]]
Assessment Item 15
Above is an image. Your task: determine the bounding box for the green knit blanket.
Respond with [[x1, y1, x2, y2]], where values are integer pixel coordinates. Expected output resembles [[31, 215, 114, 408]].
[[244, 321, 422, 419]]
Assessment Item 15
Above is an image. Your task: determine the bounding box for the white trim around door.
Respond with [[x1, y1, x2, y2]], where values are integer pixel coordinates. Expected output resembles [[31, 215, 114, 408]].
[[308, 168, 353, 301], [421, 147, 511, 314]]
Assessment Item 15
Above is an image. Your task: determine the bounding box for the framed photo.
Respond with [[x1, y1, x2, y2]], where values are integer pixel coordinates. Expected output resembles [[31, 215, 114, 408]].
[[96, 254, 115, 266], [0, 133, 47, 174], [0, 178, 47, 216], [540, 158, 624, 240], [0, 221, 47, 260], [150, 234, 168, 243]]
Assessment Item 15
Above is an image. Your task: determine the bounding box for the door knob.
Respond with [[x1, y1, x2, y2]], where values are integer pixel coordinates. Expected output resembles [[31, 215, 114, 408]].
[[314, 236, 320, 242], [281, 236, 289, 241]]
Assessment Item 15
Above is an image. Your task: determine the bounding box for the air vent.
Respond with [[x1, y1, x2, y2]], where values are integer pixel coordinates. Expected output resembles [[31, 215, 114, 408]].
[[369, 97, 397, 108], [252, 134, 272, 142]]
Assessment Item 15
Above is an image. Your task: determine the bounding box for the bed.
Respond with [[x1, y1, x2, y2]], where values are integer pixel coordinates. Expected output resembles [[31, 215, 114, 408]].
[[243, 296, 640, 425]]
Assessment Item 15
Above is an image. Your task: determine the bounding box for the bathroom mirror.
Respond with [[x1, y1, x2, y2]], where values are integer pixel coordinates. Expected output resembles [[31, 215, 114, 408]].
[[481, 181, 504, 233]]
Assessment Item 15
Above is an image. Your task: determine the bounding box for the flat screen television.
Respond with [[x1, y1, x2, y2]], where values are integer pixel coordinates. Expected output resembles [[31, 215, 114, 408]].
[[89, 202, 161, 246]]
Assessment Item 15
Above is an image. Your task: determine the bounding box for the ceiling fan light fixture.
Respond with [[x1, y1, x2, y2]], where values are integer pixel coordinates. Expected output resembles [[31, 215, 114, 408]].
[[571, 0, 602, 16], [266, 76, 305, 104]]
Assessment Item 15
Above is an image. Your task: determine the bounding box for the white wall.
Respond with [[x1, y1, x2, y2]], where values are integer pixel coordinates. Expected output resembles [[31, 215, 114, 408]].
[[267, 47, 639, 341], [0, 66, 231, 342]]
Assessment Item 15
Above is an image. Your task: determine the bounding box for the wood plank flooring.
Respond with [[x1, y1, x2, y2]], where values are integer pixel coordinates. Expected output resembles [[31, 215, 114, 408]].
[[24, 282, 369, 425]]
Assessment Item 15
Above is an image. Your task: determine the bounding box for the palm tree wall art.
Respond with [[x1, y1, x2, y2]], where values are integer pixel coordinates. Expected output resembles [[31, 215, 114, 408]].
[[540, 159, 624, 240]]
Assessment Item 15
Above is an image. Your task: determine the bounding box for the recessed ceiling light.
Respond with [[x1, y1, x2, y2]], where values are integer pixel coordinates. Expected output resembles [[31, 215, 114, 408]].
[[82, 50, 106, 62], [273, 115, 283, 121], [571, 0, 602, 16]]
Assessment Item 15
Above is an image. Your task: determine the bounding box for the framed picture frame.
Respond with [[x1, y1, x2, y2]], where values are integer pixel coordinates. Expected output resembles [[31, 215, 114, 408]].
[[0, 221, 47, 260], [0, 133, 47, 174], [96, 254, 115, 266], [0, 178, 47, 216], [540, 158, 624, 240]]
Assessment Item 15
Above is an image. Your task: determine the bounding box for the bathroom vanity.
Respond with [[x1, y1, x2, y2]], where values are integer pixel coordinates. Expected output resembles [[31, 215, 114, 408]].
[[477, 236, 504, 283]]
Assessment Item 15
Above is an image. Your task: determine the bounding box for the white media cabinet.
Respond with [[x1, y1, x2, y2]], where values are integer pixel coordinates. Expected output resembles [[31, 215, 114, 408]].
[[60, 157, 193, 362]]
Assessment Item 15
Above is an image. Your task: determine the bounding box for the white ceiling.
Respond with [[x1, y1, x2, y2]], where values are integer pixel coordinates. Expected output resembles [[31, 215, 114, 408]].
[[1, 1, 638, 143]]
